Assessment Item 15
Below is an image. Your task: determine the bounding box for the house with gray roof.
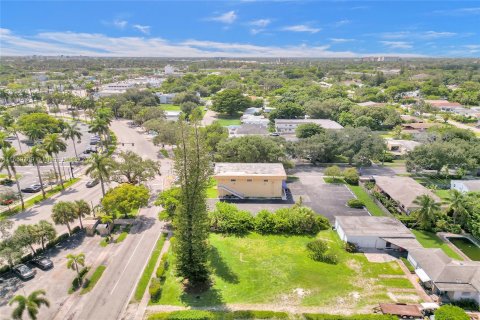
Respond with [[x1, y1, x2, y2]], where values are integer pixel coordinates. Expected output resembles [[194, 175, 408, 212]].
[[274, 119, 343, 134], [408, 248, 480, 304]]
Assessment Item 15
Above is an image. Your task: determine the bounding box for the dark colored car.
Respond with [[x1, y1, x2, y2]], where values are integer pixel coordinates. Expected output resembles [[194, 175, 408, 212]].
[[86, 179, 99, 188], [21, 184, 42, 193], [13, 264, 36, 280], [84, 146, 98, 154], [31, 257, 54, 270]]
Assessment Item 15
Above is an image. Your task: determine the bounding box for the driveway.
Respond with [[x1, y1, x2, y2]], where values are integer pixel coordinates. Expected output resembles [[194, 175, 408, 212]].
[[288, 167, 369, 221]]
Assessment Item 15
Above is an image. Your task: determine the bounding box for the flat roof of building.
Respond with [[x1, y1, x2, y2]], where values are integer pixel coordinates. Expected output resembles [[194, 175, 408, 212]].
[[373, 175, 441, 209], [335, 216, 414, 238], [274, 119, 343, 129], [214, 162, 286, 177], [453, 179, 480, 191]]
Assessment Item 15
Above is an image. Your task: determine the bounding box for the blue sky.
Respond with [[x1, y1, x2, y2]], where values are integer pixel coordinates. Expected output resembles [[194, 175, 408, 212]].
[[1, 1, 479, 57]]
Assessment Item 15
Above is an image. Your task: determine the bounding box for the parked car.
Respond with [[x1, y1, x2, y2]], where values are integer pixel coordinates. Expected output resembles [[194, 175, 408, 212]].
[[5, 136, 17, 141], [78, 153, 90, 161], [31, 257, 54, 270], [269, 132, 280, 136], [86, 179, 99, 188], [21, 184, 42, 193], [84, 146, 98, 154], [13, 264, 36, 280]]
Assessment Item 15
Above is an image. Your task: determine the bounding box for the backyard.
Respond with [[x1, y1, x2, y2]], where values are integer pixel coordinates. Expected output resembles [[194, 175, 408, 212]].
[[154, 231, 419, 313], [411, 230, 463, 260]]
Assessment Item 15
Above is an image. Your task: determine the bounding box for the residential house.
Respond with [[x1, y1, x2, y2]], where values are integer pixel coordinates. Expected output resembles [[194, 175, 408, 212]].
[[386, 139, 421, 156], [334, 216, 419, 250], [213, 163, 287, 200], [228, 124, 269, 138], [408, 248, 480, 304], [274, 119, 343, 134], [373, 176, 441, 214], [425, 100, 463, 112], [156, 92, 176, 104]]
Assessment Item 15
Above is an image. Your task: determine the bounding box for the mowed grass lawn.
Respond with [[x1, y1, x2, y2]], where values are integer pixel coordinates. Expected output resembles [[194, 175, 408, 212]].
[[160, 104, 181, 111], [411, 230, 463, 260], [156, 231, 409, 309], [347, 185, 385, 217], [214, 114, 242, 126]]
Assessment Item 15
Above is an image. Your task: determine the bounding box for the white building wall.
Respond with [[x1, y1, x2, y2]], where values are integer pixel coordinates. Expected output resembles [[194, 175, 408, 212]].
[[407, 253, 419, 269], [451, 181, 470, 193], [449, 291, 480, 304]]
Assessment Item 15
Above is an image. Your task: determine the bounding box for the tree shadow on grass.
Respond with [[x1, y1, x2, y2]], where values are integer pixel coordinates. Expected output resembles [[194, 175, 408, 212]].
[[209, 246, 239, 284], [179, 285, 226, 308]]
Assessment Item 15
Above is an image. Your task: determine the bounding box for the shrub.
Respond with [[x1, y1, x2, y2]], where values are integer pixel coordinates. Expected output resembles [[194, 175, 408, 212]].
[[306, 240, 328, 259], [364, 181, 375, 190], [324, 166, 342, 179], [345, 242, 358, 253], [306, 240, 338, 264], [68, 267, 90, 294], [347, 198, 364, 208], [304, 314, 397, 320], [209, 202, 253, 235], [149, 278, 162, 302], [343, 168, 359, 185], [435, 305, 470, 320], [451, 299, 480, 311], [382, 152, 395, 163], [254, 210, 277, 234], [147, 310, 289, 320]]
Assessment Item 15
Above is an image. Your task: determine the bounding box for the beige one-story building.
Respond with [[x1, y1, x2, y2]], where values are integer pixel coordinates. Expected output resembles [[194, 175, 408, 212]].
[[213, 163, 287, 200]]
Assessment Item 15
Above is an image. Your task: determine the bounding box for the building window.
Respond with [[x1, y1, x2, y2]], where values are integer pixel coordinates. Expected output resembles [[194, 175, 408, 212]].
[[264, 179, 269, 182], [230, 179, 236, 182], [247, 179, 252, 182]]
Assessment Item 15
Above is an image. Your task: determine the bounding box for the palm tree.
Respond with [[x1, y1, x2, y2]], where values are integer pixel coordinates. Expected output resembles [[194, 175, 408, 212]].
[[23, 125, 46, 147], [73, 200, 90, 229], [7, 124, 23, 153], [413, 194, 442, 230], [1, 147, 24, 210], [85, 154, 115, 196], [26, 146, 48, 199], [89, 117, 109, 149], [43, 133, 67, 189], [447, 189, 468, 225], [62, 122, 82, 159], [9, 289, 50, 320], [66, 253, 86, 281], [51, 201, 76, 235]]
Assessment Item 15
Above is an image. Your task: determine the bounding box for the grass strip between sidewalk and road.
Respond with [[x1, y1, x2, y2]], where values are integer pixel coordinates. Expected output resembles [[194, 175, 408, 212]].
[[80, 265, 107, 295], [133, 233, 167, 302], [0, 178, 81, 220]]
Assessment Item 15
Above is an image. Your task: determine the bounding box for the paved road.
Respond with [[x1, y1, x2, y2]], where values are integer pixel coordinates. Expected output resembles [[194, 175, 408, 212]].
[[447, 119, 480, 134], [2, 120, 93, 193], [2, 118, 173, 320], [61, 207, 165, 320]]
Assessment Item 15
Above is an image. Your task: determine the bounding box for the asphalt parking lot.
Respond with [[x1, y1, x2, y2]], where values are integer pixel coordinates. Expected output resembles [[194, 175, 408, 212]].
[[209, 165, 370, 222]]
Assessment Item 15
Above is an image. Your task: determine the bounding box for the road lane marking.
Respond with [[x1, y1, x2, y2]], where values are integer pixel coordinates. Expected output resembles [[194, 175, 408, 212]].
[[109, 232, 146, 295]]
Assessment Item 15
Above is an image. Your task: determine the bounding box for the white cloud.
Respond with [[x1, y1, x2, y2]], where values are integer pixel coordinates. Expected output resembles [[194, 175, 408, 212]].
[[330, 38, 355, 43], [113, 19, 128, 29], [464, 44, 480, 50], [381, 41, 413, 49], [282, 25, 320, 33], [249, 19, 271, 27], [0, 29, 427, 58], [381, 30, 457, 40], [209, 11, 237, 24], [333, 19, 350, 27], [133, 24, 151, 34], [433, 7, 480, 15]]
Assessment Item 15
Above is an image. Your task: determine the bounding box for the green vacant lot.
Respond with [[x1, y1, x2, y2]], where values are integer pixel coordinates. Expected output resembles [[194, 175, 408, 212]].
[[214, 114, 242, 126], [160, 104, 181, 111], [411, 230, 463, 260], [347, 185, 385, 217], [156, 231, 415, 310]]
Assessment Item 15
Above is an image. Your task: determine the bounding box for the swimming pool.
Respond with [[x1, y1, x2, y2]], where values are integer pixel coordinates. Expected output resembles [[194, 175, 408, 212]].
[[447, 237, 480, 261]]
